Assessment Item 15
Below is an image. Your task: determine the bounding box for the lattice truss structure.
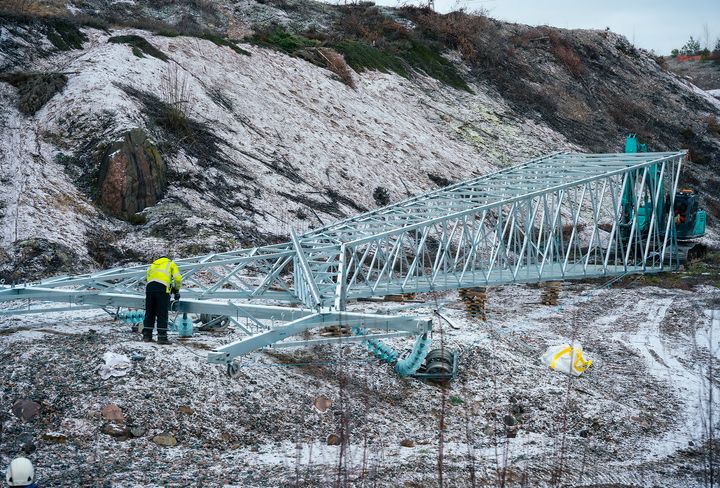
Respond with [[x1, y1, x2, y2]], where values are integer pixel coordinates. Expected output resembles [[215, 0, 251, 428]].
[[0, 151, 687, 364]]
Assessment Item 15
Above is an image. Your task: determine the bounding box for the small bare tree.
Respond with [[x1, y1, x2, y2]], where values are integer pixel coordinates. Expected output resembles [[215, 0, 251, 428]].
[[160, 62, 194, 135]]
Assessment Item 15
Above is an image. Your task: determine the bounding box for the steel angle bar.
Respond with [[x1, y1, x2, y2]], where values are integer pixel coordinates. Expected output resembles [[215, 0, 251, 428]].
[[226, 316, 254, 334], [0, 304, 98, 316], [208, 314, 323, 363], [302, 152, 563, 238], [291, 229, 325, 309], [207, 311, 430, 362], [268, 331, 413, 349], [340, 154, 687, 249]]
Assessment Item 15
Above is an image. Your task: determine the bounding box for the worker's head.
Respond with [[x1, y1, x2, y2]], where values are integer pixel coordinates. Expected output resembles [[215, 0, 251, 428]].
[[166, 245, 178, 261], [5, 457, 35, 487], [155, 250, 174, 262]]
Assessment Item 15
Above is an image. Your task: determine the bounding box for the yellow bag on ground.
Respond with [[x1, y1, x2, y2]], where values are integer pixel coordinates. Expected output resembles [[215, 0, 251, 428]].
[[540, 343, 593, 376]]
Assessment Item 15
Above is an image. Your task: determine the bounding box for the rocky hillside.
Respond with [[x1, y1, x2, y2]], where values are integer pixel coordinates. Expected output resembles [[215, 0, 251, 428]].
[[1, 0, 719, 280]]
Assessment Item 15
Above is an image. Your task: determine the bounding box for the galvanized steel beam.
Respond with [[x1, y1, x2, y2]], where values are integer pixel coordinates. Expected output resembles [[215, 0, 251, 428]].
[[0, 151, 689, 359]]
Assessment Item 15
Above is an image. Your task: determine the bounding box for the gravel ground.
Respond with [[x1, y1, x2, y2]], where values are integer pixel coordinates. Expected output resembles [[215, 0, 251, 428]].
[[1, 280, 718, 487]]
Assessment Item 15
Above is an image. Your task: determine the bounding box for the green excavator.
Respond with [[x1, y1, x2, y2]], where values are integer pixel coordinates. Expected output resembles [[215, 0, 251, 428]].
[[623, 134, 707, 261]]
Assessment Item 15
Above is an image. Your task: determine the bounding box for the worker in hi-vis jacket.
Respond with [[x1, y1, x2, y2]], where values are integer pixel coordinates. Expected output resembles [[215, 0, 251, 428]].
[[143, 255, 182, 344]]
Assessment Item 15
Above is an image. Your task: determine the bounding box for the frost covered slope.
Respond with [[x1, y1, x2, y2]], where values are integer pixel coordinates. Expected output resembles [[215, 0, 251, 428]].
[[0, 26, 573, 277]]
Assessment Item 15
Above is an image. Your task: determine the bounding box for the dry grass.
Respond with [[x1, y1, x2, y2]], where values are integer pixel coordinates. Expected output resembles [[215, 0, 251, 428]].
[[159, 63, 194, 137], [704, 115, 720, 137], [0, 71, 68, 115], [317, 47, 355, 88], [1, 0, 65, 16], [546, 30, 585, 78], [403, 7, 502, 69]]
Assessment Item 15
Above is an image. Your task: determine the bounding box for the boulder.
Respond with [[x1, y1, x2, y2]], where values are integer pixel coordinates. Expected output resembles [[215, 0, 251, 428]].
[[42, 432, 68, 443], [313, 396, 332, 413], [97, 128, 166, 220], [0, 239, 79, 283]]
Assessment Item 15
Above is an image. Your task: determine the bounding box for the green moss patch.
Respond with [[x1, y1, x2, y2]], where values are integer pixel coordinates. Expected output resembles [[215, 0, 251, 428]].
[[251, 26, 320, 54], [335, 40, 408, 77], [251, 22, 470, 92]]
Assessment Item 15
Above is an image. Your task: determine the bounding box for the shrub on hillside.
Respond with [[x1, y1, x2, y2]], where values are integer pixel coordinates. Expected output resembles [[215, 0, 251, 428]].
[[373, 186, 390, 207], [109, 35, 169, 60], [252, 25, 320, 54], [704, 115, 720, 137], [400, 7, 503, 70], [0, 72, 67, 115], [545, 29, 585, 78], [159, 64, 194, 137]]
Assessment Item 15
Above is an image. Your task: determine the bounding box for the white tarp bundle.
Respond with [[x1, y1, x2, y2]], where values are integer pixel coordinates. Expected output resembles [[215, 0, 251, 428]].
[[97, 352, 131, 380], [541, 343, 593, 376]]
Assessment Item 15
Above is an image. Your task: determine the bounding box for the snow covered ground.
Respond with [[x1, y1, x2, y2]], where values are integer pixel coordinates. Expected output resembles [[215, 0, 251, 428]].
[[1, 280, 718, 486]]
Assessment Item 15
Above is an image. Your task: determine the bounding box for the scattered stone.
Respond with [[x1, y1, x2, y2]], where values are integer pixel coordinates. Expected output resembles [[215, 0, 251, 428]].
[[177, 405, 193, 415], [42, 432, 67, 443], [313, 395, 332, 413], [102, 423, 130, 438], [540, 281, 561, 305], [400, 439, 415, 448], [153, 432, 178, 447], [16, 433, 35, 454], [326, 433, 341, 446], [130, 426, 145, 438], [503, 414, 516, 427], [86, 409, 101, 419], [101, 404, 125, 423], [12, 399, 40, 422], [131, 352, 146, 361]]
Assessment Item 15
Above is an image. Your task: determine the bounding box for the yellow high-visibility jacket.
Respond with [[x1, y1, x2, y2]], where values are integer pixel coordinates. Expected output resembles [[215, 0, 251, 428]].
[[146, 257, 182, 293]]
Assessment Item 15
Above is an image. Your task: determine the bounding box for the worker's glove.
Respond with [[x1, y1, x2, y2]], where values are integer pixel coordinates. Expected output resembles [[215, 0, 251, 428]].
[[173, 292, 180, 301]]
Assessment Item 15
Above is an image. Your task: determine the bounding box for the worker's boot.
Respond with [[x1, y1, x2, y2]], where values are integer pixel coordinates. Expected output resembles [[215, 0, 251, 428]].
[[157, 335, 170, 345], [142, 336, 154, 343]]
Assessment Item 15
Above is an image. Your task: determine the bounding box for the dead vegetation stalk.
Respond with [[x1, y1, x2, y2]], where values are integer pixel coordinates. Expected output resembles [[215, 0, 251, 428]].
[[436, 302, 447, 487], [551, 309, 580, 487]]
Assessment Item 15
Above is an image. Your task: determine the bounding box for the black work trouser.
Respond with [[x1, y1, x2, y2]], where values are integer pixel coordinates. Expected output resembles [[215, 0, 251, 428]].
[[144, 282, 170, 339]]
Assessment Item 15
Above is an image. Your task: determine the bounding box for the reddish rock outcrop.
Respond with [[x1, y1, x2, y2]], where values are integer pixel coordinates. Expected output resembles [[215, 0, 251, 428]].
[[97, 129, 166, 220]]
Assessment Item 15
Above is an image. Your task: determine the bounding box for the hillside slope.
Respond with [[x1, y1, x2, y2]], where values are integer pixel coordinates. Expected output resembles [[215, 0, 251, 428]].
[[0, 1, 719, 280]]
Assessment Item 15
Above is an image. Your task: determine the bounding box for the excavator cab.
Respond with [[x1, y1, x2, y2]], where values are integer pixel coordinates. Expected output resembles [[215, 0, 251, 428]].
[[674, 188, 706, 240]]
